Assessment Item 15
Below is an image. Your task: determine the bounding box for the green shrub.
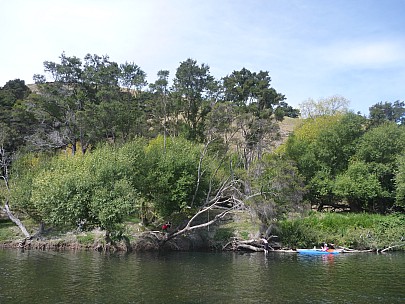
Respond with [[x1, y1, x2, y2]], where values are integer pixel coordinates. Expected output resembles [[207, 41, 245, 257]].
[[214, 228, 234, 241], [279, 212, 405, 250], [76, 234, 95, 245]]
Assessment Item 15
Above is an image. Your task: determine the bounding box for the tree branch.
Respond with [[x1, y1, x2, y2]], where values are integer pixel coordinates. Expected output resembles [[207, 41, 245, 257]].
[[2, 203, 31, 239], [1, 146, 31, 239]]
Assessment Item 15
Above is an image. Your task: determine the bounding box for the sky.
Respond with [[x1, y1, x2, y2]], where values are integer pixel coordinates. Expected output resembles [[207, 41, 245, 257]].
[[1, 0, 404, 115]]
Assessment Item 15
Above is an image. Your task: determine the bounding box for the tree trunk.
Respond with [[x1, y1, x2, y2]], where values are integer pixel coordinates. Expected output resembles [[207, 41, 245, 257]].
[[2, 203, 31, 239]]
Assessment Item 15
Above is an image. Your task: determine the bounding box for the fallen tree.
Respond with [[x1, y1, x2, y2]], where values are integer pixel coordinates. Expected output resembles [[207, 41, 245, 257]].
[[157, 177, 252, 247]]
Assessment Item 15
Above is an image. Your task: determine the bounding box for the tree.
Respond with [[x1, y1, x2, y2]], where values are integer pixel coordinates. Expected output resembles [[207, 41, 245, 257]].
[[172, 59, 218, 141], [283, 113, 366, 210], [149, 70, 171, 150], [119, 61, 147, 93], [369, 100, 405, 126], [142, 136, 210, 217], [222, 68, 286, 179], [30, 53, 150, 151], [334, 161, 383, 211], [251, 154, 306, 226], [0, 80, 33, 238], [299, 95, 349, 119], [222, 68, 285, 113], [0, 79, 33, 152], [275, 101, 300, 118], [348, 122, 405, 212], [31, 53, 87, 154], [395, 153, 405, 209], [13, 140, 147, 240]]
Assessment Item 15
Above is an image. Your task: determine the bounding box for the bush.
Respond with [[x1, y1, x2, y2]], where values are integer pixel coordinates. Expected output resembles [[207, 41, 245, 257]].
[[76, 234, 95, 245], [279, 212, 405, 250], [214, 228, 234, 241]]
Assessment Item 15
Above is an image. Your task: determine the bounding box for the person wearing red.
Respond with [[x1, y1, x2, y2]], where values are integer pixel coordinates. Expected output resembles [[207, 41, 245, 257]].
[[162, 222, 171, 232]]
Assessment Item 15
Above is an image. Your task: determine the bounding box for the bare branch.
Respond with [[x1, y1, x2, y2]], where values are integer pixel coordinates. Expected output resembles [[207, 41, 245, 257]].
[[165, 198, 243, 242], [191, 138, 215, 207], [0, 145, 31, 239], [2, 203, 31, 239]]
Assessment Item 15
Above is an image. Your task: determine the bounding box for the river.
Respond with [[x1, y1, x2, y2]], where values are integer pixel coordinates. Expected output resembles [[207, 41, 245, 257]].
[[0, 249, 404, 303]]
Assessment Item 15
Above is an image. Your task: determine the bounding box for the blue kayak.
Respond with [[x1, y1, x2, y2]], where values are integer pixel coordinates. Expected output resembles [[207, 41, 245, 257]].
[[297, 249, 342, 255]]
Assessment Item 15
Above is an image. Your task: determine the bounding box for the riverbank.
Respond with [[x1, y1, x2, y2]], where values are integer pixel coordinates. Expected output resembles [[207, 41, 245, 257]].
[[1, 212, 404, 252], [278, 212, 405, 252]]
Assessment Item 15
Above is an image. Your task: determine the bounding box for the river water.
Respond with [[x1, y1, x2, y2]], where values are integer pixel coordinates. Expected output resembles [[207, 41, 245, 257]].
[[0, 249, 404, 303]]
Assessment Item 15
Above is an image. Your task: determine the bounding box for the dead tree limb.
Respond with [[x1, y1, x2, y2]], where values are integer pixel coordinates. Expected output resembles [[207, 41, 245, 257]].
[[1, 146, 31, 239], [190, 138, 214, 207], [2, 203, 31, 239], [380, 243, 405, 253], [160, 179, 263, 246]]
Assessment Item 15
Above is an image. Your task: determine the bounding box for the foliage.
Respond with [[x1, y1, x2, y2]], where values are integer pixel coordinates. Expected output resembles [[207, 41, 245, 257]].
[[29, 53, 149, 154], [3, 52, 404, 248], [171, 58, 218, 141], [221, 68, 286, 172], [142, 136, 211, 217], [10, 140, 147, 234], [283, 114, 405, 212], [213, 227, 234, 241], [348, 122, 405, 211], [76, 234, 95, 245], [283, 113, 366, 209], [0, 79, 33, 152], [279, 212, 405, 250], [333, 161, 383, 211], [299, 95, 349, 119], [250, 154, 307, 223], [368, 100, 405, 126], [9, 152, 53, 222], [276, 101, 300, 118], [395, 153, 405, 208], [8, 136, 218, 235]]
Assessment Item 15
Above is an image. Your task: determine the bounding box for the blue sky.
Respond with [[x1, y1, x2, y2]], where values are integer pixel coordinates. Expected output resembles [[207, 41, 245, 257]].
[[1, 0, 404, 115]]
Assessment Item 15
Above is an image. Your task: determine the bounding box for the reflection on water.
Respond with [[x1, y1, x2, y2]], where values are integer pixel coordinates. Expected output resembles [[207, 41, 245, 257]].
[[0, 249, 404, 303]]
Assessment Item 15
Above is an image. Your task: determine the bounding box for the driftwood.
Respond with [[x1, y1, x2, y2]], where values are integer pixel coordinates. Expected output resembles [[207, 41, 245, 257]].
[[237, 244, 265, 252], [223, 238, 272, 252], [337, 246, 374, 253], [380, 243, 405, 253]]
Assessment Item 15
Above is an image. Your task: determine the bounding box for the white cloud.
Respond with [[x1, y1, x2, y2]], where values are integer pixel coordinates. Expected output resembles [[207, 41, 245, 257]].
[[319, 40, 405, 68]]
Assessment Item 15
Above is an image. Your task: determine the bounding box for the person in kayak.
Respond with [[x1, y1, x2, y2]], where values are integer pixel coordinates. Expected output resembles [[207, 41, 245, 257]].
[[321, 243, 329, 251]]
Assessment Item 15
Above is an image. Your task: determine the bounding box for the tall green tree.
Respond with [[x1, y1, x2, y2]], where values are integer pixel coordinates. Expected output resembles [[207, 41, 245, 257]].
[[172, 59, 218, 141], [284, 113, 366, 210], [0, 79, 33, 152], [222, 68, 285, 113], [343, 122, 405, 212], [222, 68, 284, 166], [31, 53, 87, 154], [31, 53, 149, 151], [149, 70, 171, 149], [369, 100, 405, 126]]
